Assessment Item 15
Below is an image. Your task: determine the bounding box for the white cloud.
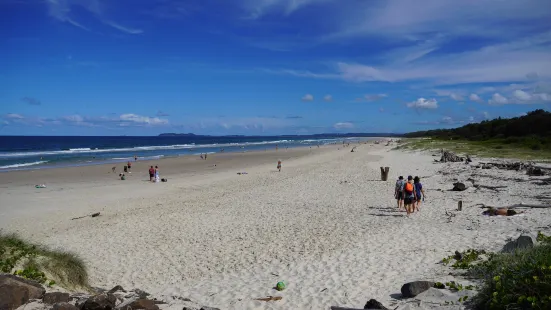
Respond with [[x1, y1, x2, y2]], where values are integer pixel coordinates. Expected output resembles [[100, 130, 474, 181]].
[[469, 93, 484, 103], [406, 98, 438, 109], [488, 93, 508, 105], [442, 116, 453, 123], [333, 122, 354, 129], [119, 114, 168, 125], [301, 94, 314, 101], [450, 93, 464, 101], [323, 94, 333, 102], [513, 89, 532, 101], [468, 116, 475, 122]]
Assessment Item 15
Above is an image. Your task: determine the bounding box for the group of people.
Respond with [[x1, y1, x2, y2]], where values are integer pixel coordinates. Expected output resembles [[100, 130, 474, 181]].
[[149, 165, 160, 182], [395, 175, 425, 216]]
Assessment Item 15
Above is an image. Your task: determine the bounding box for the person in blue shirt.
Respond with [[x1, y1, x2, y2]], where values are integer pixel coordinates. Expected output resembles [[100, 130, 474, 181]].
[[413, 176, 426, 211], [395, 176, 405, 210]]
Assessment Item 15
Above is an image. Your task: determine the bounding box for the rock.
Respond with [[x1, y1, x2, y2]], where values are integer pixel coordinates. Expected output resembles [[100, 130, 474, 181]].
[[43, 293, 71, 305], [501, 235, 534, 253], [0, 274, 46, 310], [364, 299, 389, 309], [82, 293, 117, 310], [452, 181, 472, 191], [13, 301, 51, 310], [440, 151, 463, 163], [107, 286, 126, 294], [117, 299, 159, 310], [401, 281, 435, 298], [330, 307, 364, 310], [53, 302, 80, 310], [527, 167, 544, 176]]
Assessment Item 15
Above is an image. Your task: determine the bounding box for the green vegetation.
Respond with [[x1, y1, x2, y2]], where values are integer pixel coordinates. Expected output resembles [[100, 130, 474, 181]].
[[403, 109, 551, 159], [443, 232, 551, 309], [0, 232, 89, 289]]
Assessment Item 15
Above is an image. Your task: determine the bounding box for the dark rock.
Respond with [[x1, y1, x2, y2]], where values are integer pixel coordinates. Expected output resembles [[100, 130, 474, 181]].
[[117, 299, 159, 310], [82, 293, 117, 310], [44, 292, 71, 304], [364, 299, 390, 309], [502, 235, 534, 253], [107, 286, 126, 294], [53, 302, 80, 310], [200, 307, 221, 310], [0, 274, 46, 310], [452, 182, 471, 191], [453, 251, 463, 261], [401, 281, 435, 298]]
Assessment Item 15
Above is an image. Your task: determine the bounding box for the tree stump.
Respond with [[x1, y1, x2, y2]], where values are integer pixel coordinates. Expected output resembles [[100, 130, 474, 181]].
[[380, 167, 390, 181], [458, 201, 463, 211]]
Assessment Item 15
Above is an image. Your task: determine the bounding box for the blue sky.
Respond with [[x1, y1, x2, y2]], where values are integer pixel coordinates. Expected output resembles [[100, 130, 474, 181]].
[[1, 0, 551, 136]]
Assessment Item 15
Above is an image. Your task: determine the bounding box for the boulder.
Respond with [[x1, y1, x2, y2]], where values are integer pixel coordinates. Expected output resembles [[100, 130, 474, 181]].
[[82, 293, 117, 310], [0, 274, 46, 310], [401, 281, 435, 298], [501, 235, 534, 253], [117, 299, 159, 310], [53, 303, 80, 310], [43, 292, 70, 305], [364, 299, 389, 309], [452, 181, 472, 191]]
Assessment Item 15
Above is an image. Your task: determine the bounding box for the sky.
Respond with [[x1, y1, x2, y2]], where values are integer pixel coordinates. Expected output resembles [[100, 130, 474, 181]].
[[1, 0, 551, 136]]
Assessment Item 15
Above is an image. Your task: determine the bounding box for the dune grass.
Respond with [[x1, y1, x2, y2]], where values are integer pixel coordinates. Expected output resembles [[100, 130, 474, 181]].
[[397, 138, 551, 160], [0, 232, 88, 289], [467, 233, 551, 309]]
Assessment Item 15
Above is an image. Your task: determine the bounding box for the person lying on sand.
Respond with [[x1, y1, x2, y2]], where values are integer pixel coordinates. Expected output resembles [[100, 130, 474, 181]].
[[482, 208, 523, 216]]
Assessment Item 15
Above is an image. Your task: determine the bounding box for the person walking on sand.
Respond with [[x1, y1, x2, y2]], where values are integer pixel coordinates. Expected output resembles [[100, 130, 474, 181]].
[[277, 160, 282, 172], [413, 176, 425, 211], [155, 165, 160, 182], [395, 176, 405, 210], [403, 175, 417, 215], [149, 166, 155, 182], [127, 161, 132, 173]]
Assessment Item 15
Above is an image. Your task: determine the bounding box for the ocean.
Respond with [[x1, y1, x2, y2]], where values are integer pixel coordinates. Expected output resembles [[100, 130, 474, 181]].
[[0, 135, 379, 171]]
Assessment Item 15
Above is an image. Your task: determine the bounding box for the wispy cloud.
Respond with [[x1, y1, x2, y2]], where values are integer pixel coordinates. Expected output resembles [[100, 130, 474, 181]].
[[46, 0, 143, 34], [102, 21, 143, 34], [323, 94, 333, 102], [21, 97, 41, 105], [156, 111, 170, 117], [469, 94, 484, 103], [364, 94, 387, 102], [488, 93, 509, 105], [2, 113, 169, 128]]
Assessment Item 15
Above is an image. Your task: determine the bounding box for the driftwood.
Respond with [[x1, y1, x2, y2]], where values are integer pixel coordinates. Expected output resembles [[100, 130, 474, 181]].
[[475, 161, 549, 175], [474, 185, 508, 191], [71, 212, 101, 220], [475, 203, 551, 210], [440, 150, 464, 162], [255, 296, 282, 302]]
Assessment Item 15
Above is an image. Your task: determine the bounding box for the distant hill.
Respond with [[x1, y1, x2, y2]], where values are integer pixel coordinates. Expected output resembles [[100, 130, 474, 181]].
[[405, 109, 551, 150], [159, 133, 403, 138]]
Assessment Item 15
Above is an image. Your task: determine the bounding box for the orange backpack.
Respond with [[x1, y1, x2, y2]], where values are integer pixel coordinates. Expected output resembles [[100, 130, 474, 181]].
[[405, 182, 414, 193]]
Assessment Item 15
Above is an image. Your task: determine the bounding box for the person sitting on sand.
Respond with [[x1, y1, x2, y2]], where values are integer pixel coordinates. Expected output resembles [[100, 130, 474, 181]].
[[395, 176, 405, 210], [413, 176, 425, 211], [277, 160, 282, 172], [402, 176, 417, 215], [149, 166, 155, 182]]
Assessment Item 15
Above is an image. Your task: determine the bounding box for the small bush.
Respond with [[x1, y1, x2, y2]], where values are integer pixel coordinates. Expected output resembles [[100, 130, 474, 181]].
[[0, 232, 88, 289], [468, 234, 551, 309]]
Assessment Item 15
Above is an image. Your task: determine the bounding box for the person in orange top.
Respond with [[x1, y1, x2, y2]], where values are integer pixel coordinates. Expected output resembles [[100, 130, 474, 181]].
[[277, 160, 282, 172]]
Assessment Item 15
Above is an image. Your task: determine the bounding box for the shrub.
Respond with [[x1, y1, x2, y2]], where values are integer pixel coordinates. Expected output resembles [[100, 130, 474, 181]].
[[468, 234, 551, 309], [0, 232, 89, 289]]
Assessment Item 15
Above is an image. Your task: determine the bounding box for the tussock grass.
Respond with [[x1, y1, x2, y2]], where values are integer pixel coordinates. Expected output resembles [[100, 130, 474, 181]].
[[399, 138, 551, 160], [467, 234, 551, 309], [0, 232, 89, 289]]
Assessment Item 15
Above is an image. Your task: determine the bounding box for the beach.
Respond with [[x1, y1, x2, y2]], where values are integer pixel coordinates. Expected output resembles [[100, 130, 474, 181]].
[[1, 142, 550, 309]]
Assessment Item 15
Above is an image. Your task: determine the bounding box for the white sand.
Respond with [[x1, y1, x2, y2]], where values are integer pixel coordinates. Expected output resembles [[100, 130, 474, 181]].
[[2, 143, 550, 309]]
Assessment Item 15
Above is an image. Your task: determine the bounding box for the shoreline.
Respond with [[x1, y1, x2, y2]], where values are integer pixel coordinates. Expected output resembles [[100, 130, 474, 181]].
[[0, 137, 377, 172]]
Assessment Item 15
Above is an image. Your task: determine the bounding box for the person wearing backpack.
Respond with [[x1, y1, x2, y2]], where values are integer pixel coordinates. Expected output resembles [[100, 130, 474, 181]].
[[395, 176, 405, 210], [413, 176, 425, 211], [402, 175, 417, 215]]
